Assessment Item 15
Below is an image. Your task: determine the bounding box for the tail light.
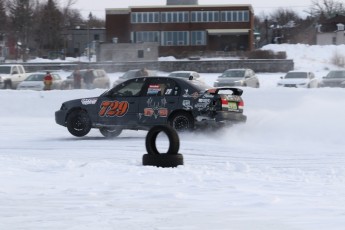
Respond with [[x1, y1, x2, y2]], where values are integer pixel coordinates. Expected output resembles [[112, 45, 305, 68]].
[[238, 100, 244, 109], [221, 98, 228, 105]]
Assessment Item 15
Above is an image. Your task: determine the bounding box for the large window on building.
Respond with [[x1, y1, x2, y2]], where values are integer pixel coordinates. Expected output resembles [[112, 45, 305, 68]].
[[161, 31, 189, 46], [221, 11, 249, 22], [191, 11, 219, 22], [161, 11, 189, 23], [191, 31, 206, 45], [132, 31, 160, 43], [131, 12, 160, 23]]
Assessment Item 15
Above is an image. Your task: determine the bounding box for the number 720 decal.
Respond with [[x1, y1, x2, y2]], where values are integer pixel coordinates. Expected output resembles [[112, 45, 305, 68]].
[[99, 100, 129, 117]]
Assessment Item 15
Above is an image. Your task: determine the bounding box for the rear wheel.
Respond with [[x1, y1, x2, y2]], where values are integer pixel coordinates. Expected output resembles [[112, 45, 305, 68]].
[[66, 110, 91, 137], [169, 111, 194, 132], [99, 127, 122, 138]]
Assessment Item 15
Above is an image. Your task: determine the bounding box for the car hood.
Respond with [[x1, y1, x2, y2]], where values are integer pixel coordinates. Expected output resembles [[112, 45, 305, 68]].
[[277, 78, 309, 84], [216, 77, 243, 83], [64, 97, 99, 108], [321, 78, 345, 84]]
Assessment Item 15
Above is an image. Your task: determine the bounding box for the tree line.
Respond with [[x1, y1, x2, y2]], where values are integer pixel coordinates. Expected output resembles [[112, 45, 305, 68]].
[[255, 0, 345, 45], [0, 0, 344, 60], [0, 0, 104, 59]]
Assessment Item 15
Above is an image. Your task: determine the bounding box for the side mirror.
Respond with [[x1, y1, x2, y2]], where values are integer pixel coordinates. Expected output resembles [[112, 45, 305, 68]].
[[280, 76, 283, 79]]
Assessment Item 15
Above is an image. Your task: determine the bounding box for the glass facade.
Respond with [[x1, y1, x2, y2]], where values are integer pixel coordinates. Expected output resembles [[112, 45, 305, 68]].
[[161, 12, 189, 23], [129, 9, 250, 47]]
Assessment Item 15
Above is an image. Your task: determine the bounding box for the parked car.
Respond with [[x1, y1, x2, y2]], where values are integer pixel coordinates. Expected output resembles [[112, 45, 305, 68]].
[[277, 71, 319, 88], [168, 71, 203, 82], [61, 69, 110, 89], [319, 70, 345, 88], [55, 76, 247, 138], [0, 64, 27, 89], [112, 68, 156, 87], [17, 72, 63, 90], [213, 68, 260, 88]]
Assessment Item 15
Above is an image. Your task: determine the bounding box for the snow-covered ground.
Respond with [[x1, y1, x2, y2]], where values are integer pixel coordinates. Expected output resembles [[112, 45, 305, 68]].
[[1, 44, 345, 230]]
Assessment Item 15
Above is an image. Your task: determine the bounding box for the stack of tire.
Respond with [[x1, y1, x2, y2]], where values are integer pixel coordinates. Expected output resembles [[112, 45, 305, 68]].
[[143, 125, 184, 168]]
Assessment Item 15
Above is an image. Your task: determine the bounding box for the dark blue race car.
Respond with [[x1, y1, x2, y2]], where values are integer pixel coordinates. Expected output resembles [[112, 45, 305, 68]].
[[55, 76, 247, 138]]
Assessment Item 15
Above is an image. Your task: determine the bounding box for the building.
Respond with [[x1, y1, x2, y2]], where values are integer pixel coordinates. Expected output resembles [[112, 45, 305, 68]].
[[105, 1, 254, 58], [316, 14, 345, 45], [64, 27, 106, 58]]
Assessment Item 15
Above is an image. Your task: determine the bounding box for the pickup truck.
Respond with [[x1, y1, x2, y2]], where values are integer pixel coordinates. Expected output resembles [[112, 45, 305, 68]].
[[0, 64, 27, 89]]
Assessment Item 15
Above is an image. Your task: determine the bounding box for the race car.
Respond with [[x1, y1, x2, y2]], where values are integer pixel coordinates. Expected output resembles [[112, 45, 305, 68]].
[[55, 76, 247, 138]]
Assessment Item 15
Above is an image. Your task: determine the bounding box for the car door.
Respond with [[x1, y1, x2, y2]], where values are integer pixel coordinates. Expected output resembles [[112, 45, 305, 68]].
[[94, 78, 146, 126], [244, 69, 256, 87], [138, 77, 180, 126]]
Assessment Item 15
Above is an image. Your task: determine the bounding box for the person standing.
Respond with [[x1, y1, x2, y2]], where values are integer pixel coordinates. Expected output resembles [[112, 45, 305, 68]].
[[73, 68, 82, 89], [43, 71, 53, 90], [84, 69, 94, 89]]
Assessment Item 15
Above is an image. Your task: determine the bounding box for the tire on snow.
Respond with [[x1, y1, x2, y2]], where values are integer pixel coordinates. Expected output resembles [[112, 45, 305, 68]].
[[143, 125, 183, 167], [66, 110, 91, 137], [142, 153, 183, 168], [99, 127, 122, 138], [145, 125, 180, 155]]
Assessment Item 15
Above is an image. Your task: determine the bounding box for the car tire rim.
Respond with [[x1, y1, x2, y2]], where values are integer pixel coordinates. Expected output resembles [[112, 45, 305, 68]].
[[73, 114, 88, 131], [173, 116, 190, 130]]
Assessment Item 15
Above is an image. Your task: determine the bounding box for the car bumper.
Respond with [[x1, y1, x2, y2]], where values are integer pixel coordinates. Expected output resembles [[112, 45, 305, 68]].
[[196, 111, 246, 126], [55, 110, 68, 126], [215, 111, 247, 122]]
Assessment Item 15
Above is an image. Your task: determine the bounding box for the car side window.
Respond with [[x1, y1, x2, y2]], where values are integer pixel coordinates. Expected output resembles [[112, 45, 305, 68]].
[[111, 78, 146, 97], [12, 66, 19, 74], [144, 78, 179, 96]]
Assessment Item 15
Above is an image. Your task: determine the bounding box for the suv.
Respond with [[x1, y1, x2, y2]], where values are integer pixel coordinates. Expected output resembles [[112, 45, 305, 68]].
[[319, 70, 345, 88], [213, 68, 260, 88], [62, 69, 110, 89], [0, 64, 27, 89]]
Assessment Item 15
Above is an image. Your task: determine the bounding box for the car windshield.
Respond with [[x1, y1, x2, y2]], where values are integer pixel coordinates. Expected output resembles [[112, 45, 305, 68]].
[[188, 79, 211, 91], [327, 71, 345, 78], [222, 70, 245, 78], [121, 71, 138, 79], [0, 66, 11, 74], [169, 72, 191, 78], [285, 72, 308, 79], [25, 74, 45, 81]]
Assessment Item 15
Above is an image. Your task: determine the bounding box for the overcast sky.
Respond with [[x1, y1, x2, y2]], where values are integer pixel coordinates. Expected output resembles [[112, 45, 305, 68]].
[[69, 0, 313, 19]]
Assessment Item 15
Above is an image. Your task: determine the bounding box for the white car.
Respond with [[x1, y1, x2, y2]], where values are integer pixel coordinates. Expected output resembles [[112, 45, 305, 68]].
[[277, 71, 319, 88], [168, 71, 204, 82], [17, 72, 63, 90]]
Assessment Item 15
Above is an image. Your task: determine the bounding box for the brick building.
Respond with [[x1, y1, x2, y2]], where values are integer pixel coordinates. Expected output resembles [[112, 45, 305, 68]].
[[105, 1, 254, 57]]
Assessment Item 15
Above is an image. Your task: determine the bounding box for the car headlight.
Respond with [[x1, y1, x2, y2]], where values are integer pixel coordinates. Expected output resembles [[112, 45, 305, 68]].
[[277, 83, 283, 86], [234, 80, 243, 86]]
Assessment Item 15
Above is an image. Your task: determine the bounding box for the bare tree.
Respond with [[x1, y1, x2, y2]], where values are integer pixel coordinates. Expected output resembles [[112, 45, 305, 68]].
[[308, 0, 345, 18]]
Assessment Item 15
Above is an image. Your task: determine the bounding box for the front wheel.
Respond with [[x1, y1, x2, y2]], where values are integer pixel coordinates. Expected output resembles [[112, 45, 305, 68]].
[[99, 127, 122, 138], [168, 111, 194, 132], [66, 110, 91, 137]]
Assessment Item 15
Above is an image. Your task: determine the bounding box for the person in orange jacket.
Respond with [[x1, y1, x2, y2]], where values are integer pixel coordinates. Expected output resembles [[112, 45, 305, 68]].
[[43, 71, 53, 90]]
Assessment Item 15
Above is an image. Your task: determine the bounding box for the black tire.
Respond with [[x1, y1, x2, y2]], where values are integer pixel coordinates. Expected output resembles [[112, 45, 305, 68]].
[[146, 125, 180, 155], [168, 111, 194, 132], [142, 153, 184, 168], [66, 110, 91, 137], [99, 127, 122, 138], [4, 80, 12, 89]]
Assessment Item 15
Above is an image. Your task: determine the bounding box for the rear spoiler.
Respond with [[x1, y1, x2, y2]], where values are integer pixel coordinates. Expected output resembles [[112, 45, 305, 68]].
[[206, 87, 243, 96]]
